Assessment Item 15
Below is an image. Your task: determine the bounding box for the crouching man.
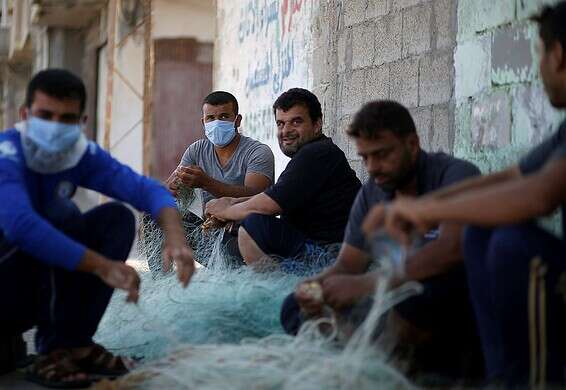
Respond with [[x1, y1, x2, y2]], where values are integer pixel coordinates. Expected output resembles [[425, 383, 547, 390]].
[[0, 69, 194, 388]]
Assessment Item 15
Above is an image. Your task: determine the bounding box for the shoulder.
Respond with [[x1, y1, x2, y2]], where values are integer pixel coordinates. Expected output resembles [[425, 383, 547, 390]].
[[0, 129, 24, 166], [425, 151, 480, 181], [240, 136, 274, 157], [298, 135, 344, 159], [188, 138, 211, 153]]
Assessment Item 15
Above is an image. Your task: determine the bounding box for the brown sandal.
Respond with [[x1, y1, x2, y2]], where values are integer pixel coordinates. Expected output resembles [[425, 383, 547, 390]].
[[75, 343, 131, 379], [26, 350, 91, 389]]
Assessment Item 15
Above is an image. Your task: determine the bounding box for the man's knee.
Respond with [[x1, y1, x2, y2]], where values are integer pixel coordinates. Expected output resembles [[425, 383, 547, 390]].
[[487, 225, 533, 271], [280, 293, 302, 335], [239, 213, 273, 252], [100, 202, 135, 234]]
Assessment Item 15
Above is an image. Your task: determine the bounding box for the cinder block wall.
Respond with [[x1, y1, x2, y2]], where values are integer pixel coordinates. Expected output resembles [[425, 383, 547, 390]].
[[216, 0, 565, 181], [453, 0, 564, 172], [310, 0, 458, 182]]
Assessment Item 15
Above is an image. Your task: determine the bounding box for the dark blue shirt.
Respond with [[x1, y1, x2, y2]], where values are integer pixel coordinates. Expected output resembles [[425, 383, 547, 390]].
[[265, 135, 361, 243], [0, 129, 176, 270], [519, 119, 566, 236], [345, 150, 481, 251]]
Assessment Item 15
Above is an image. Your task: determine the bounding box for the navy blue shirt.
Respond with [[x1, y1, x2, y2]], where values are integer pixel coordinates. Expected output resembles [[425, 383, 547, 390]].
[[0, 129, 176, 270], [519, 119, 566, 236], [345, 150, 481, 251], [265, 135, 361, 243]]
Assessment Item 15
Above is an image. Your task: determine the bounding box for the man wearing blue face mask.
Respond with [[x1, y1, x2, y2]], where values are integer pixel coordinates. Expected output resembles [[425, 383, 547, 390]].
[[166, 91, 274, 205], [162, 91, 274, 269], [0, 69, 195, 388]]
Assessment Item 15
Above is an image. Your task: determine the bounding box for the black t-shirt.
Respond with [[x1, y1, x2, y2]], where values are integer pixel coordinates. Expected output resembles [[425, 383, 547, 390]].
[[264, 135, 361, 243], [519, 119, 566, 236], [345, 150, 481, 251]]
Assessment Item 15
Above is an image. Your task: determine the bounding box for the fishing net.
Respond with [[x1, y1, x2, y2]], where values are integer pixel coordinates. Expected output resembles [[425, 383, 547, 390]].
[[93, 187, 421, 389]]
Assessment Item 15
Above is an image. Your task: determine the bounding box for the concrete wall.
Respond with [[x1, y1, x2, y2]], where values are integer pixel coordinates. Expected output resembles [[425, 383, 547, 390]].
[[215, 0, 458, 180], [214, 0, 315, 177], [311, 0, 459, 182], [215, 0, 565, 186], [453, 0, 565, 172]]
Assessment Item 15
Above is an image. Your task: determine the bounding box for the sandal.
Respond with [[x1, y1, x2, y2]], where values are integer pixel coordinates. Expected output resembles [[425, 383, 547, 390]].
[[75, 343, 131, 379], [26, 350, 91, 389]]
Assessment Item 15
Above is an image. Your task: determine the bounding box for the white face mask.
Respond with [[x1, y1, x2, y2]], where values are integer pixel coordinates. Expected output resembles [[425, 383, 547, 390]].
[[15, 121, 88, 174]]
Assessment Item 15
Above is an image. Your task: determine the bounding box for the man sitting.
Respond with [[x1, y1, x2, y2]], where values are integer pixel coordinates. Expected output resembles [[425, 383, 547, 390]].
[[362, 3, 566, 387], [160, 91, 274, 269], [166, 91, 274, 206], [282, 100, 483, 382], [205, 88, 361, 274], [0, 69, 194, 388]]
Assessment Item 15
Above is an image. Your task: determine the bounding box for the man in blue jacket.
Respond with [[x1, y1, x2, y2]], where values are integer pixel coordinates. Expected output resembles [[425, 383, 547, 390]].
[[0, 69, 195, 388]]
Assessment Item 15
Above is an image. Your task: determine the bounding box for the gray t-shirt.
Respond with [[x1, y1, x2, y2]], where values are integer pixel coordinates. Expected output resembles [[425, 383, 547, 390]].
[[180, 135, 274, 204], [344, 150, 481, 251], [519, 119, 566, 236]]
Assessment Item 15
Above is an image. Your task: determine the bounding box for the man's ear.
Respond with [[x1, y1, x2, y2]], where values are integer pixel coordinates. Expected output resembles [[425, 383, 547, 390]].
[[406, 133, 420, 156], [315, 118, 323, 135], [19, 106, 28, 121], [235, 114, 242, 128], [81, 115, 88, 124]]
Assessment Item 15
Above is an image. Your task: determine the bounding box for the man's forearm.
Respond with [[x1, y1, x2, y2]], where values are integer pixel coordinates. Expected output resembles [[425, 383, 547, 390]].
[[426, 166, 520, 200], [157, 207, 185, 238], [76, 248, 109, 276], [395, 227, 462, 286], [203, 177, 265, 199], [215, 193, 281, 222], [423, 166, 564, 226]]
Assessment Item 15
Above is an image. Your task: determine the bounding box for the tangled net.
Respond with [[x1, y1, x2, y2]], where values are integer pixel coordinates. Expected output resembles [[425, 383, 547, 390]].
[[93, 186, 421, 389]]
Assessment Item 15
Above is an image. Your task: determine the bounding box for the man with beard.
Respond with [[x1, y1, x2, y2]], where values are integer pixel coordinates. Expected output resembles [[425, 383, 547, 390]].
[[280, 100, 482, 383], [362, 3, 566, 386], [205, 88, 361, 273]]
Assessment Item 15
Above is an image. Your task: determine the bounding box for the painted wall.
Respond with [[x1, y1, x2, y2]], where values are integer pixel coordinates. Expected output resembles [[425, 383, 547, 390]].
[[215, 0, 459, 181], [215, 0, 565, 192], [214, 0, 315, 177]]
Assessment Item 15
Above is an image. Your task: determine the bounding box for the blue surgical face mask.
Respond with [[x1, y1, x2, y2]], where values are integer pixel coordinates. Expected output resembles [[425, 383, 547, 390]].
[[26, 116, 82, 153], [204, 120, 237, 147]]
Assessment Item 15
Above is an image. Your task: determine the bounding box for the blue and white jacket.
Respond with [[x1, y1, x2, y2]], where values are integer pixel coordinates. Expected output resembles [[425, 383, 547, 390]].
[[0, 128, 176, 270]]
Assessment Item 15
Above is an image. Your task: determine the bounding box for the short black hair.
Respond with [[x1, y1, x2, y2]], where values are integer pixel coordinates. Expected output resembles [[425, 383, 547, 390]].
[[347, 100, 416, 139], [272, 88, 322, 123], [26, 69, 87, 113], [203, 91, 239, 115], [532, 1, 566, 52]]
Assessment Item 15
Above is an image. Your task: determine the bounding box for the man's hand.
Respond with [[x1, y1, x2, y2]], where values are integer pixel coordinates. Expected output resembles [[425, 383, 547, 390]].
[[177, 165, 211, 189], [205, 197, 235, 220], [295, 278, 325, 317], [94, 260, 141, 303], [165, 170, 180, 197], [321, 274, 375, 310], [157, 208, 196, 287], [362, 197, 433, 246], [162, 232, 195, 287]]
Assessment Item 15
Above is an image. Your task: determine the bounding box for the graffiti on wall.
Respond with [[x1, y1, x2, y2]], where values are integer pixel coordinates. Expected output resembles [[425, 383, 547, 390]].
[[217, 0, 313, 176]]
